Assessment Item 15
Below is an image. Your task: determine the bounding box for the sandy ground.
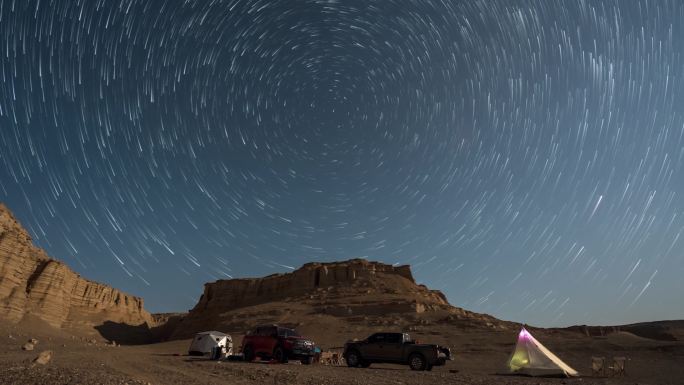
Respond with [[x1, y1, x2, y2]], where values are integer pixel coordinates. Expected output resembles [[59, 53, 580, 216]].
[[2, 320, 684, 385]]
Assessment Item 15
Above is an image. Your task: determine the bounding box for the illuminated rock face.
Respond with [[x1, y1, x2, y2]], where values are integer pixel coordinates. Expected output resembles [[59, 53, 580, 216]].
[[171, 258, 458, 338], [0, 204, 153, 330], [192, 259, 438, 311]]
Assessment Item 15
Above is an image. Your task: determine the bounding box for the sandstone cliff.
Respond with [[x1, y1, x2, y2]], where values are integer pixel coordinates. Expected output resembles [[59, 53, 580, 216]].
[[171, 259, 509, 342], [191, 259, 447, 312], [0, 203, 154, 335]]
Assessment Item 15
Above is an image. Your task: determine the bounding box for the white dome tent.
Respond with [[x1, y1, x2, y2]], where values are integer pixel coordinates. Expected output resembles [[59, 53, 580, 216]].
[[188, 331, 233, 356]]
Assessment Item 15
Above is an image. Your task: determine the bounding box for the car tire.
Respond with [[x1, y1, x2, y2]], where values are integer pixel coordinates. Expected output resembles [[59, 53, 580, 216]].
[[243, 345, 255, 362], [273, 346, 288, 363], [408, 353, 427, 371], [345, 350, 361, 368], [300, 356, 314, 365]]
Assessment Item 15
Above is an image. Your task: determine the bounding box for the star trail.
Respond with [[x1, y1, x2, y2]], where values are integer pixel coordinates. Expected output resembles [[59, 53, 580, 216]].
[[1, 0, 683, 326]]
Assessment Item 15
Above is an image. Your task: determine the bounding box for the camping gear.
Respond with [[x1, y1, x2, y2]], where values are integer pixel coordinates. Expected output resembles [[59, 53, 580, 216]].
[[320, 351, 344, 366], [591, 356, 606, 376], [608, 356, 626, 376], [505, 327, 579, 377], [188, 331, 233, 356], [319, 347, 345, 366], [210, 346, 222, 360]]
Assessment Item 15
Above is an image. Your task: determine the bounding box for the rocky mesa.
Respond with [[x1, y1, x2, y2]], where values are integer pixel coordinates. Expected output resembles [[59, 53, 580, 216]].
[[189, 259, 448, 313], [170, 258, 510, 345], [0, 203, 154, 335]]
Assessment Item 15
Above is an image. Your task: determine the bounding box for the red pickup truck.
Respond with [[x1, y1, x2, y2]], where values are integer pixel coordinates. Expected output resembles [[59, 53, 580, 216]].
[[241, 325, 316, 364]]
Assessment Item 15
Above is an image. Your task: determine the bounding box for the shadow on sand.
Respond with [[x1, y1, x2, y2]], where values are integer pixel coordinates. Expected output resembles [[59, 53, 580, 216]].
[[94, 321, 155, 345], [94, 314, 186, 345]]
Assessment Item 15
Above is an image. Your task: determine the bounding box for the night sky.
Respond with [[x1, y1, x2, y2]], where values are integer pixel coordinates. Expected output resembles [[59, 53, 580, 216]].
[[1, 0, 683, 327]]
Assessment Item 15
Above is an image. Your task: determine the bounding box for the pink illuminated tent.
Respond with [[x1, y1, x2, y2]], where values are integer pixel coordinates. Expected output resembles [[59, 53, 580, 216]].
[[505, 327, 579, 377]]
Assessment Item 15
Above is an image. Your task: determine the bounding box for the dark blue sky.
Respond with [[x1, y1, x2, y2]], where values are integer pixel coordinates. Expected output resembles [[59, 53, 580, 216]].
[[1, 0, 683, 326]]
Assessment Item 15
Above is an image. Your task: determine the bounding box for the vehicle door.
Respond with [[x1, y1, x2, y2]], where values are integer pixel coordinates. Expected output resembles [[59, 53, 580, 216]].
[[361, 333, 387, 361], [255, 327, 274, 355], [381, 333, 405, 362], [261, 326, 278, 354], [249, 327, 264, 354]]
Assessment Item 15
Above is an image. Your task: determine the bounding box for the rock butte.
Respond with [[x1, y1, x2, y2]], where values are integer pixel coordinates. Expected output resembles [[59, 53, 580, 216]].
[[169, 258, 509, 340], [0, 203, 154, 332], [193, 259, 447, 311]]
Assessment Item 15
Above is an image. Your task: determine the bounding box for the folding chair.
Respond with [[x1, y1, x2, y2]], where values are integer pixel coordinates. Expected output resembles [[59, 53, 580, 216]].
[[319, 351, 330, 365], [609, 356, 626, 377], [591, 356, 606, 377]]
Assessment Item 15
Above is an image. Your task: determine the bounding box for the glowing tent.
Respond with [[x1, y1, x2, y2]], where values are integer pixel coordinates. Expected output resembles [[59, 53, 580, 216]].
[[506, 327, 579, 377]]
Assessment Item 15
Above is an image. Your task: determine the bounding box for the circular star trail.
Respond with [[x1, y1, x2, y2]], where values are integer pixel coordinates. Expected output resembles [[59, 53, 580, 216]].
[[1, 0, 683, 326]]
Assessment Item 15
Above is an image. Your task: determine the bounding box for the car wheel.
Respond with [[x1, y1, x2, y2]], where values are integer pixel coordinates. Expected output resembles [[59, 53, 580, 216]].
[[243, 345, 255, 362], [409, 353, 427, 371], [300, 356, 314, 365], [346, 350, 361, 368], [273, 346, 288, 363]]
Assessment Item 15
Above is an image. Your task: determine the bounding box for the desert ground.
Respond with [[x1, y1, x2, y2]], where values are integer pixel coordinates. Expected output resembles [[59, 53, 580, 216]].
[[2, 318, 683, 385]]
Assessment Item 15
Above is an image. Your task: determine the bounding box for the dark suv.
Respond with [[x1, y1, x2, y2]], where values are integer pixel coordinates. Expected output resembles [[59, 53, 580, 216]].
[[241, 325, 316, 364], [343, 332, 451, 371]]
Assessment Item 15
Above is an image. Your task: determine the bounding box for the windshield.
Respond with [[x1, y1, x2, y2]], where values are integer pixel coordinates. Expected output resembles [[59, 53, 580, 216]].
[[277, 328, 300, 337]]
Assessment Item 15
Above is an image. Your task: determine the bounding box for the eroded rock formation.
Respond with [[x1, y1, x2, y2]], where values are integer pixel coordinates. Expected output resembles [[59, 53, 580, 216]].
[[171, 258, 506, 339], [0, 203, 154, 332], [193, 259, 447, 312]]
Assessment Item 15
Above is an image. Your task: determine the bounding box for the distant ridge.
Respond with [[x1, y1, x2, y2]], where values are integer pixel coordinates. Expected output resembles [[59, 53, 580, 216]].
[[566, 320, 684, 341]]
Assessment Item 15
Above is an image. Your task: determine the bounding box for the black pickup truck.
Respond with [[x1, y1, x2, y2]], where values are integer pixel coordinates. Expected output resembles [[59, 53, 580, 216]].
[[343, 332, 451, 371]]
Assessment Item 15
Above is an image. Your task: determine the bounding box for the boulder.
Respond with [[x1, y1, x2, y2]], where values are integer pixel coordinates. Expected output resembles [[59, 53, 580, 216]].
[[33, 350, 52, 365]]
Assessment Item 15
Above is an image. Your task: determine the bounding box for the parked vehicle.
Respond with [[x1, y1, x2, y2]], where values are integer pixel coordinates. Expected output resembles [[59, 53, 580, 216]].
[[241, 325, 316, 364], [343, 332, 451, 371]]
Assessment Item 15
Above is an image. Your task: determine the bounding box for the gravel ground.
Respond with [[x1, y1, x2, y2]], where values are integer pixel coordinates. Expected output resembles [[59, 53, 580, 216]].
[[2, 323, 682, 385]]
